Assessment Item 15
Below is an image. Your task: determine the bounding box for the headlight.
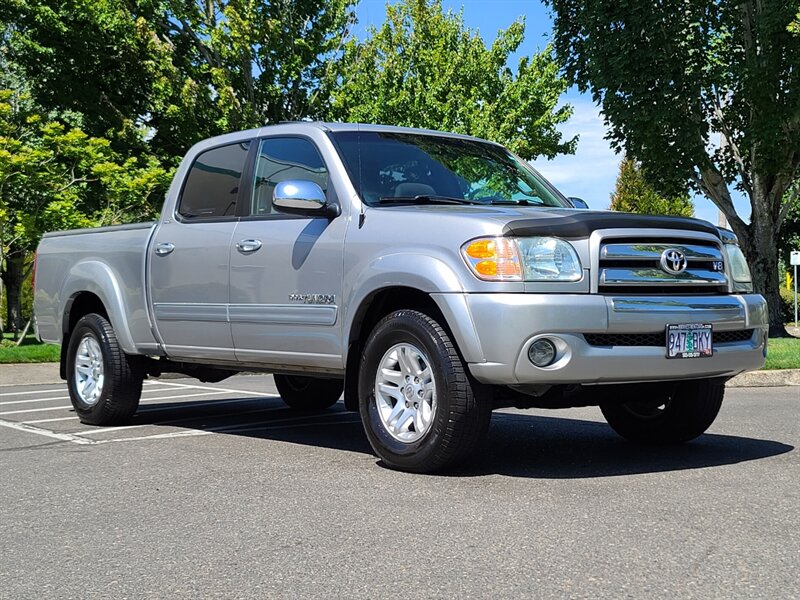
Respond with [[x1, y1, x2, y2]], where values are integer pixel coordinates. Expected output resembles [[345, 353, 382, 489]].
[[724, 243, 753, 292], [516, 237, 582, 281], [462, 237, 583, 282]]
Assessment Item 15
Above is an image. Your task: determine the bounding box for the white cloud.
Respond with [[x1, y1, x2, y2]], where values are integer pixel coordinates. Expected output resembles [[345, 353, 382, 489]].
[[531, 95, 621, 209]]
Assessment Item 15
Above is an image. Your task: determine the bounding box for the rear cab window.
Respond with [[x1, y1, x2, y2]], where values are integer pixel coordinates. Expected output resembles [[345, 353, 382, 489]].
[[178, 141, 251, 220]]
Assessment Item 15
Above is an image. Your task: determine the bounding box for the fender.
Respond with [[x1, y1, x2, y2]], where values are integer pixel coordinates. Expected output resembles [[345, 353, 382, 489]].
[[343, 253, 485, 363], [59, 260, 139, 354]]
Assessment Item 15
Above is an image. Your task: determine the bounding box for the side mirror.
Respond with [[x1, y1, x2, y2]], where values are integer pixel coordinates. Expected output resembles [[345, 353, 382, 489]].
[[274, 180, 340, 218], [568, 197, 589, 209]]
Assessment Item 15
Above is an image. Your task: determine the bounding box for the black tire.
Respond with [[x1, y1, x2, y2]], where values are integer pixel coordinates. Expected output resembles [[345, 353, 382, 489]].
[[66, 313, 144, 425], [599, 379, 725, 444], [358, 309, 492, 473], [274, 374, 343, 410]]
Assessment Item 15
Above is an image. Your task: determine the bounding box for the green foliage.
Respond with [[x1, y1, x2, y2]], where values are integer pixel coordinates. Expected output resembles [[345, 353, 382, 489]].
[[610, 158, 693, 217], [779, 285, 797, 322], [0, 86, 171, 329], [548, 0, 800, 330], [779, 183, 800, 260], [548, 0, 800, 197], [790, 9, 800, 35], [325, 0, 575, 160], [1, 0, 356, 158], [0, 89, 170, 253]]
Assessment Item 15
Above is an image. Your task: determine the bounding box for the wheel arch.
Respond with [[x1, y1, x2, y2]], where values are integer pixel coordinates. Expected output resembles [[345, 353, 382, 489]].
[[58, 258, 139, 380], [342, 284, 483, 410], [60, 291, 111, 380]]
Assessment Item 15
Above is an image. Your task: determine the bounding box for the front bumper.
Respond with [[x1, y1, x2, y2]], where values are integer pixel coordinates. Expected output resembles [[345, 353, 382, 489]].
[[433, 293, 768, 386]]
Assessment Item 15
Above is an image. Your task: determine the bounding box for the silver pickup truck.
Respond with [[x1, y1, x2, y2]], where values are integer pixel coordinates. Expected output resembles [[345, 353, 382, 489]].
[[34, 123, 768, 472]]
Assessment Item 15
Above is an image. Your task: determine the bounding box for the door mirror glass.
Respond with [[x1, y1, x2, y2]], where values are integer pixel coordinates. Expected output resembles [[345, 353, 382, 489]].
[[274, 180, 338, 216], [568, 196, 589, 209]]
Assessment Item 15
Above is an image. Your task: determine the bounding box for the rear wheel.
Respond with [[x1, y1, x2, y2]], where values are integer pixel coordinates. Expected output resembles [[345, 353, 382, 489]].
[[600, 379, 725, 444], [274, 374, 343, 410], [66, 313, 144, 425], [358, 309, 492, 473]]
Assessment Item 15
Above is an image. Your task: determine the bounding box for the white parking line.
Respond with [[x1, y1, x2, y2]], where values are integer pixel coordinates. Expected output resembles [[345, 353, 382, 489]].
[[0, 390, 243, 416], [0, 396, 70, 406], [23, 416, 77, 424], [0, 384, 208, 406], [137, 395, 274, 413], [150, 379, 277, 397], [0, 387, 66, 397], [94, 412, 356, 444], [0, 418, 95, 445]]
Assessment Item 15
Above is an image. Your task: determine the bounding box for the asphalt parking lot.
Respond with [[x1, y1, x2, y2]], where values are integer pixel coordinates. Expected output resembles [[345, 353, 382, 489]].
[[1, 374, 798, 599]]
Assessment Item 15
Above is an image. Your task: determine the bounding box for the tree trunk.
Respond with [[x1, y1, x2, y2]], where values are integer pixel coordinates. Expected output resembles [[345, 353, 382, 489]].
[[698, 166, 790, 337], [2, 247, 26, 337], [738, 198, 787, 338]]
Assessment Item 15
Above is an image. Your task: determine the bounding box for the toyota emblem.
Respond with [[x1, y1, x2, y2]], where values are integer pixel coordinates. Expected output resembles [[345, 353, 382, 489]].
[[660, 248, 688, 274]]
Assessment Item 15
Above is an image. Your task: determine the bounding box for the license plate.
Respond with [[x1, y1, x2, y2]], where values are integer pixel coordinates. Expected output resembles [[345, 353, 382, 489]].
[[666, 323, 713, 359]]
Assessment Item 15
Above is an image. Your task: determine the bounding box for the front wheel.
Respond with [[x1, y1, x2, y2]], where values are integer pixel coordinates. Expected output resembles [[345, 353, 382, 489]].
[[66, 313, 144, 425], [600, 379, 725, 444], [274, 374, 343, 410], [358, 310, 492, 473]]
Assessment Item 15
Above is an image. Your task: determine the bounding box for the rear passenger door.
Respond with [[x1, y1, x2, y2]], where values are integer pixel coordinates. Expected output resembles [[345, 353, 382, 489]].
[[229, 136, 346, 370], [149, 140, 250, 360]]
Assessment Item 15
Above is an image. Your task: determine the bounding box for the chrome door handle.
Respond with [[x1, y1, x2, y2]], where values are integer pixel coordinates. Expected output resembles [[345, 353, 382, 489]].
[[154, 242, 175, 256], [236, 239, 263, 253]]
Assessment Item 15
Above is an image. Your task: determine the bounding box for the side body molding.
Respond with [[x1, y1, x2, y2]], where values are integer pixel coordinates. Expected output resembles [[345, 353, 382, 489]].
[[343, 253, 485, 363], [59, 261, 141, 354]]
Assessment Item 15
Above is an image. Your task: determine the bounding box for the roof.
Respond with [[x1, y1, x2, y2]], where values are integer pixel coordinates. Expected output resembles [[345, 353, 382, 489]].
[[186, 121, 501, 158], [306, 121, 488, 142]]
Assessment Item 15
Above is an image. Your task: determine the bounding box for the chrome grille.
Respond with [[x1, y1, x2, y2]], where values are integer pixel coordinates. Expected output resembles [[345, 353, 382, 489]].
[[598, 239, 728, 294]]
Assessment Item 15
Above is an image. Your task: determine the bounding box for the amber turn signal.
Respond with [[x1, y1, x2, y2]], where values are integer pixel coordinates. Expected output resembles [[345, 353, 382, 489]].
[[461, 238, 522, 281]]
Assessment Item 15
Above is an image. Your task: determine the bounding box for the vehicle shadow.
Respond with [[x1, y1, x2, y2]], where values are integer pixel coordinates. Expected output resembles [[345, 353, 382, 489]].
[[133, 397, 794, 479], [451, 412, 794, 479]]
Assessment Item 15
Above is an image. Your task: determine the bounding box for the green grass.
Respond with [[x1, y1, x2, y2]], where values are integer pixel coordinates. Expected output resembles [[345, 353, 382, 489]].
[[0, 333, 60, 364], [764, 337, 800, 370]]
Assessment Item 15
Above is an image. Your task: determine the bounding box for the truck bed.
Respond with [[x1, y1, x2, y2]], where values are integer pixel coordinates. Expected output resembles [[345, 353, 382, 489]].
[[35, 222, 158, 353]]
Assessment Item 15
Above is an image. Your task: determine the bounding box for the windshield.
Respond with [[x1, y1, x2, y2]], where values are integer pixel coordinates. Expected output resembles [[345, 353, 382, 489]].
[[330, 130, 567, 208]]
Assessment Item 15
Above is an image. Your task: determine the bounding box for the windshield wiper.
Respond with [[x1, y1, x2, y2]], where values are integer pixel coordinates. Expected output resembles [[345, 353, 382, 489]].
[[486, 198, 545, 206], [376, 195, 481, 206]]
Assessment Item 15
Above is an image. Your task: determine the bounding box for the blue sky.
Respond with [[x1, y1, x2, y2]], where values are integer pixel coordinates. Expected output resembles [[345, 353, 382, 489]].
[[354, 0, 749, 226]]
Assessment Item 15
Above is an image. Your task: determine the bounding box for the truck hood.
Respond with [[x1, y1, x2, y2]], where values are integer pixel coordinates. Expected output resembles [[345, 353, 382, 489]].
[[368, 205, 721, 239]]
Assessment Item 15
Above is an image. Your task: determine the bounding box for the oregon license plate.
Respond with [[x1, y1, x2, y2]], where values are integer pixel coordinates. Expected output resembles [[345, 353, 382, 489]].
[[666, 323, 713, 359]]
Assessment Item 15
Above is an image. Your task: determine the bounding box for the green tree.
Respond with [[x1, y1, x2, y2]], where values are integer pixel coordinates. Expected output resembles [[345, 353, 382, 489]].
[[548, 0, 800, 334], [325, 0, 575, 160], [1, 0, 356, 160], [0, 88, 170, 333], [1, 0, 353, 332], [610, 158, 694, 217]]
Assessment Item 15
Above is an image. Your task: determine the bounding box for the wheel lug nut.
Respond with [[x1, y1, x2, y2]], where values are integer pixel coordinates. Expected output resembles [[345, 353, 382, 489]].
[[414, 377, 419, 383]]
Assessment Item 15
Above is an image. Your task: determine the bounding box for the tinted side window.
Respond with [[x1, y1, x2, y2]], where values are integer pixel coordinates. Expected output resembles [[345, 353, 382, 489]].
[[251, 138, 328, 215], [178, 141, 250, 219]]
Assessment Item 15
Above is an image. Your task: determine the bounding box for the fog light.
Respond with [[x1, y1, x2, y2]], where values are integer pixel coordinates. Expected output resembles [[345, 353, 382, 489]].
[[528, 339, 557, 367]]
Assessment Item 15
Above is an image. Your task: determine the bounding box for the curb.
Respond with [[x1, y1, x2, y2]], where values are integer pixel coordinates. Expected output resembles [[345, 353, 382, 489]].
[[727, 369, 800, 388], [1, 361, 798, 388]]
